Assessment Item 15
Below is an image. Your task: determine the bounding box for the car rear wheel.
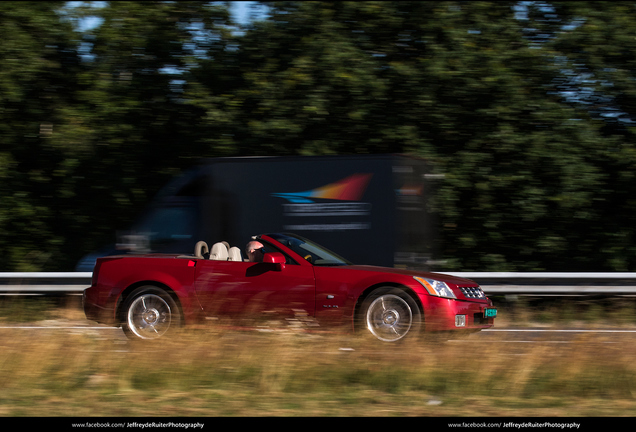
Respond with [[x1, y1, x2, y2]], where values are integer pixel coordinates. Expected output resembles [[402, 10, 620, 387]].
[[361, 288, 421, 342], [121, 286, 181, 340]]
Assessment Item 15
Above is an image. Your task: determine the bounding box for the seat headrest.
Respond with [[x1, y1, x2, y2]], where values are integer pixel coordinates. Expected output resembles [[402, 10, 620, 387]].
[[210, 242, 229, 260], [228, 246, 242, 262]]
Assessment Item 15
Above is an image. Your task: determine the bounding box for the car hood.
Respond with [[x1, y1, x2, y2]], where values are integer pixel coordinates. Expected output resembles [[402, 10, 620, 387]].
[[338, 265, 478, 286]]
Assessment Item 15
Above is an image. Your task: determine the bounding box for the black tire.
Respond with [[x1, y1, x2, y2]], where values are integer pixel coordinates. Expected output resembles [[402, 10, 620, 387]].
[[359, 287, 422, 342], [121, 286, 181, 340]]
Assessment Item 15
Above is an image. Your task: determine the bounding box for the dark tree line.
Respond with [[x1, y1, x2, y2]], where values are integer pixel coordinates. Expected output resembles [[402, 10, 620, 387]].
[[1, 1, 635, 272]]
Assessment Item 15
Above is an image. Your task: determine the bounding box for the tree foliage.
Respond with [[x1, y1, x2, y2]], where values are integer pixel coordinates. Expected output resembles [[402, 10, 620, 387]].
[[0, 2, 83, 270], [1, 1, 635, 271]]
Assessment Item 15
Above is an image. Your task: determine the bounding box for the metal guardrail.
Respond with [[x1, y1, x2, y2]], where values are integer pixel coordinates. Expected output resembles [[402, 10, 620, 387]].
[[2, 272, 636, 296], [0, 273, 92, 295], [449, 272, 636, 295]]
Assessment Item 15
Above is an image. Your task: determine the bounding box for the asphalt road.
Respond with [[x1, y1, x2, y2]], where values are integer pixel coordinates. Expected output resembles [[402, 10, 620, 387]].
[[2, 321, 635, 344]]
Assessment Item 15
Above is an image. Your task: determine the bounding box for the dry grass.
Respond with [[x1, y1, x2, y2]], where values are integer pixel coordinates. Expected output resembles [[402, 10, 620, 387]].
[[1, 297, 636, 417]]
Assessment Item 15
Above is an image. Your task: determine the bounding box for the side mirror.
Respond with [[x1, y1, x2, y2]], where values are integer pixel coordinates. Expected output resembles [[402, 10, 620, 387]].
[[262, 252, 286, 271]]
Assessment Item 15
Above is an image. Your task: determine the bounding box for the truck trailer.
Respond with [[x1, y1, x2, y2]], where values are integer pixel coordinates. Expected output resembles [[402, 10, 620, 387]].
[[76, 154, 437, 271]]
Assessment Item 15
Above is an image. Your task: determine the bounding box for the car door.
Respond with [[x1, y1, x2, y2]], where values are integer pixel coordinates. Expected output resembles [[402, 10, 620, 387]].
[[193, 258, 316, 321]]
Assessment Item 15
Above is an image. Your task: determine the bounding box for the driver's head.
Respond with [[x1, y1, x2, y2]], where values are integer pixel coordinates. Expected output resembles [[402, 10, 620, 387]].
[[246, 241, 264, 262]]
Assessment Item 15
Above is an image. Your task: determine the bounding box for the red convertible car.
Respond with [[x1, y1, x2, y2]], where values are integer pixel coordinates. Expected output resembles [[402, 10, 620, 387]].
[[83, 233, 496, 342]]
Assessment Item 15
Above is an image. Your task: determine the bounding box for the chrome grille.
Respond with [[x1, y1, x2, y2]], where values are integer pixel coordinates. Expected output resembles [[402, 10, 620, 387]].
[[459, 286, 486, 299]]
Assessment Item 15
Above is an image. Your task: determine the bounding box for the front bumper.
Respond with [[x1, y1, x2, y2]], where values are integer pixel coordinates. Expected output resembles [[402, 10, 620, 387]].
[[424, 296, 495, 331]]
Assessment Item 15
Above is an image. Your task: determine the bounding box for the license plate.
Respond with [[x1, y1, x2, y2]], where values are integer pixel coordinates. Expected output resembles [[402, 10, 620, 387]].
[[484, 308, 497, 318]]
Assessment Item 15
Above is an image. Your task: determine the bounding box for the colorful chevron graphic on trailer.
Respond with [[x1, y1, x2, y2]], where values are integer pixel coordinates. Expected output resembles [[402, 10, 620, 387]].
[[272, 173, 373, 203]]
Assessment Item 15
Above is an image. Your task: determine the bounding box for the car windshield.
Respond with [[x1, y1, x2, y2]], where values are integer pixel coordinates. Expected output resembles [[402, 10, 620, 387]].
[[266, 233, 352, 266]]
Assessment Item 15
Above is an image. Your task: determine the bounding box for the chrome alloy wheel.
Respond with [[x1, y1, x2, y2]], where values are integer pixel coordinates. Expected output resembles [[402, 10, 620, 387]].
[[126, 293, 173, 339], [365, 294, 413, 342]]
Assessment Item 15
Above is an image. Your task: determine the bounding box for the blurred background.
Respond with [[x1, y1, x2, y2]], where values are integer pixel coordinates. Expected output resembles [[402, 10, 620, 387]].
[[1, 1, 635, 273]]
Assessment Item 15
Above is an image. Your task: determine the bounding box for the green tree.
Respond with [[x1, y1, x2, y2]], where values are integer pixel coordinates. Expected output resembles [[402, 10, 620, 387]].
[[3, 1, 636, 273], [191, 1, 617, 271], [0, 1, 235, 271], [50, 1, 235, 270], [544, 1, 636, 270], [0, 2, 84, 271]]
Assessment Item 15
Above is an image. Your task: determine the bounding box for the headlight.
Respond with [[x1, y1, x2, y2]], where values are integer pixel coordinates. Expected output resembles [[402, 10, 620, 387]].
[[413, 276, 457, 299]]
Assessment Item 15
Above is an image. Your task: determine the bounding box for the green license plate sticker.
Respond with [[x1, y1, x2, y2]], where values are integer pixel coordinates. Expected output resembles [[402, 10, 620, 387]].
[[484, 308, 497, 318]]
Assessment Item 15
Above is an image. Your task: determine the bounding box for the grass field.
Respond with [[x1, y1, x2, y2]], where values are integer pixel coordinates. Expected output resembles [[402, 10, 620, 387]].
[[1, 296, 636, 417]]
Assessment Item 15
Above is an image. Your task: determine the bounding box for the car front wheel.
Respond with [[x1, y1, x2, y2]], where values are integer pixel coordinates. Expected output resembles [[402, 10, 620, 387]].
[[121, 286, 181, 340], [361, 288, 421, 342]]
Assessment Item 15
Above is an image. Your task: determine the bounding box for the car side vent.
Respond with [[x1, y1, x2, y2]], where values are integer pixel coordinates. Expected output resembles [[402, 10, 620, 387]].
[[459, 286, 486, 299]]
